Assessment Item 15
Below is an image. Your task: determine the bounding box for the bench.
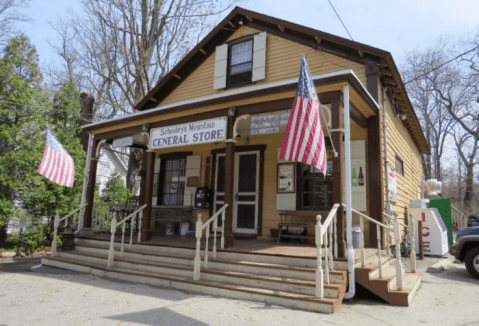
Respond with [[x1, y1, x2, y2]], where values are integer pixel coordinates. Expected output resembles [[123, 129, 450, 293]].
[[152, 206, 192, 234], [277, 210, 326, 244]]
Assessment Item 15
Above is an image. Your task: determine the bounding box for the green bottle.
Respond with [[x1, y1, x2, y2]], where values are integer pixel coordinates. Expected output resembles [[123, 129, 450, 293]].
[[352, 167, 358, 186]]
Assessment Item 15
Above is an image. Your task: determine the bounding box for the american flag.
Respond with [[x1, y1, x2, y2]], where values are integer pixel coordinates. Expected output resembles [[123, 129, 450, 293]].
[[37, 129, 75, 187], [280, 56, 327, 175]]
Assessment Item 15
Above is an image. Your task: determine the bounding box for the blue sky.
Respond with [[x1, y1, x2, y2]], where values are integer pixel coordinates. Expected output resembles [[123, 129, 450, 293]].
[[21, 0, 479, 70]]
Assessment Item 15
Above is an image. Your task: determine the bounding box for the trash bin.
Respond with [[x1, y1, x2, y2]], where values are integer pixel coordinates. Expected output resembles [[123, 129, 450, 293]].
[[352, 226, 361, 248]]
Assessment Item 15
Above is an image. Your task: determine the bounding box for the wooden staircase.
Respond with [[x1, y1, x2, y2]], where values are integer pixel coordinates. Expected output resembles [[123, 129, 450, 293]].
[[355, 253, 422, 306], [42, 238, 347, 313]]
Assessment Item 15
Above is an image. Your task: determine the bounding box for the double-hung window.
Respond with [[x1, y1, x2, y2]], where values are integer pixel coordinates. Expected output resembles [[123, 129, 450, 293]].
[[298, 163, 333, 210], [229, 40, 253, 86]]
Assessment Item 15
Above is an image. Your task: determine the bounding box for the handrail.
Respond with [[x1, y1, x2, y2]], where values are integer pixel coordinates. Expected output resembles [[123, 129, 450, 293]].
[[342, 204, 417, 291], [193, 204, 228, 281], [314, 204, 339, 298], [51, 204, 88, 257], [107, 204, 147, 268], [92, 203, 137, 231]]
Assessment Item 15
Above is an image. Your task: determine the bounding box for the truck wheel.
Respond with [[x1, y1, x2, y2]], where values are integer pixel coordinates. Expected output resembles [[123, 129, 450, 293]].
[[464, 247, 479, 280]]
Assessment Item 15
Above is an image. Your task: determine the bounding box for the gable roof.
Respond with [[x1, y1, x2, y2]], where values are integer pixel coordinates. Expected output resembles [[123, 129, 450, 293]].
[[134, 7, 428, 154]]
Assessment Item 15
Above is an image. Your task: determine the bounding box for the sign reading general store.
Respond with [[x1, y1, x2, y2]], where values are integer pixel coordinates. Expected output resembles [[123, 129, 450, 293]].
[[150, 117, 227, 149]]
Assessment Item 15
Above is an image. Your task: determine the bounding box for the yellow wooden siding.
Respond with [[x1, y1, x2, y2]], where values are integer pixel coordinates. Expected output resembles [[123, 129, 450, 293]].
[[379, 89, 422, 231], [159, 25, 366, 107]]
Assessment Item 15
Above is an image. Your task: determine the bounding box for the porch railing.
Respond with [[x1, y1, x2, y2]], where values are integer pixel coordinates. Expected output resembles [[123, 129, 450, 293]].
[[451, 204, 468, 230], [92, 203, 138, 232], [51, 204, 88, 257], [107, 204, 147, 268], [193, 204, 228, 281], [314, 203, 340, 298], [332, 204, 416, 292]]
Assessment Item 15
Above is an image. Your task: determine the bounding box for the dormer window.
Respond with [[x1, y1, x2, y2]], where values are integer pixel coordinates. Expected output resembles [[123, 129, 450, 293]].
[[229, 40, 253, 86], [214, 32, 267, 90]]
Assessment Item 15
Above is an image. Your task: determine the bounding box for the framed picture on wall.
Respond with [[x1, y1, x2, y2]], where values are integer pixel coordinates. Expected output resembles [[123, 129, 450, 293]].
[[277, 163, 295, 193], [152, 173, 159, 197]]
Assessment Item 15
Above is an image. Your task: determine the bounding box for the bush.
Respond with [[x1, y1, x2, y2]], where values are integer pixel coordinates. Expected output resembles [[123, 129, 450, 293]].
[[101, 170, 133, 204], [4, 226, 49, 252]]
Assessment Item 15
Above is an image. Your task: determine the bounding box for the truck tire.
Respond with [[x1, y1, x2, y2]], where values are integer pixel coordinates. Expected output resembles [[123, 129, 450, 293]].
[[464, 247, 479, 280]]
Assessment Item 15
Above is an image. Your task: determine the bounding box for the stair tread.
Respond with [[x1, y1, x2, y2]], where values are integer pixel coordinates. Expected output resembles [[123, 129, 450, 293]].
[[43, 256, 340, 305], [355, 255, 391, 270], [74, 243, 341, 274], [388, 272, 421, 292], [369, 261, 405, 280]]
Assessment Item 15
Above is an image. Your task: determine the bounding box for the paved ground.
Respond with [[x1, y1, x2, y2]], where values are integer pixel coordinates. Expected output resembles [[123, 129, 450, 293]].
[[1, 254, 479, 326]]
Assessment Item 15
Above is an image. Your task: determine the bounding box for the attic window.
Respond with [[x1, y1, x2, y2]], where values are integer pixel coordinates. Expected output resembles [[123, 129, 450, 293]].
[[229, 40, 253, 86]]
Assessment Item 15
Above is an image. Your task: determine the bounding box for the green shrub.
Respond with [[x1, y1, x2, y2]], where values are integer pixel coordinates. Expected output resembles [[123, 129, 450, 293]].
[[101, 170, 133, 204]]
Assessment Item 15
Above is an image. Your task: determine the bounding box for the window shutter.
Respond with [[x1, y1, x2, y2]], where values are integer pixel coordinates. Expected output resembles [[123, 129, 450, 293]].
[[214, 44, 228, 89], [252, 32, 267, 82]]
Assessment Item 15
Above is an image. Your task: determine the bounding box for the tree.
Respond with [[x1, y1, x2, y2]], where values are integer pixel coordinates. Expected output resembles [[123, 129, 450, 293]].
[[47, 0, 236, 194], [22, 83, 87, 239], [0, 35, 50, 245], [0, 0, 30, 46], [101, 170, 133, 204]]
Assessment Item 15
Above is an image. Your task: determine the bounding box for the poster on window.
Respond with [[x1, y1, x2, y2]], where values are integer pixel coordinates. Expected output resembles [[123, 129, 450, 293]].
[[170, 183, 179, 193], [388, 165, 398, 203], [277, 163, 295, 193]]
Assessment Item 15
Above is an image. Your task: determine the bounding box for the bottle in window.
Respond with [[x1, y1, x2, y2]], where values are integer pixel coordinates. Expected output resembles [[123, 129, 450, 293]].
[[352, 167, 358, 186], [358, 167, 364, 186]]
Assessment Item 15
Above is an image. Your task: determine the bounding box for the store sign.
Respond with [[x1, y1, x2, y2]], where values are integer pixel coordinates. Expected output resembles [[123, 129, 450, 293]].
[[149, 117, 227, 149], [249, 111, 290, 135], [112, 136, 133, 148]]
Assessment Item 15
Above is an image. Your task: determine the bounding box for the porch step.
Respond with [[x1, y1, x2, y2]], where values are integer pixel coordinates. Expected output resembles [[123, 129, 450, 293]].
[[42, 251, 346, 313], [355, 253, 421, 306]]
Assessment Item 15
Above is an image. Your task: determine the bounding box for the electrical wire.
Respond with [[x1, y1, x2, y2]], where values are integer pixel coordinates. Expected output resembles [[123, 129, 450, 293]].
[[327, 0, 354, 41]]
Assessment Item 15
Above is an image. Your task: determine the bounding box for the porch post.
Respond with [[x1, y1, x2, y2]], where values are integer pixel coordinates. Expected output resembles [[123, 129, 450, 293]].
[[224, 109, 236, 248], [141, 150, 156, 242], [331, 93, 346, 258], [83, 139, 100, 229]]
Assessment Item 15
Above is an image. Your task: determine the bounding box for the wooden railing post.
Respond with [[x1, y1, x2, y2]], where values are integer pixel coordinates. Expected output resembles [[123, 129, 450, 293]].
[[120, 221, 126, 255], [386, 215, 391, 255], [328, 223, 334, 270], [51, 211, 60, 257], [213, 215, 218, 259], [204, 223, 210, 270], [333, 213, 338, 259], [409, 214, 417, 273], [360, 215, 365, 267], [324, 230, 330, 284], [193, 213, 203, 281], [315, 215, 324, 298], [107, 214, 117, 268], [138, 210, 143, 243], [221, 210, 226, 249], [394, 217, 403, 290], [129, 213, 135, 249], [377, 224, 383, 279]]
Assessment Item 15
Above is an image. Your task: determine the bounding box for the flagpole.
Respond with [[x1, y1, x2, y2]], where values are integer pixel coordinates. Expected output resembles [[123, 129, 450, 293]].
[[343, 85, 356, 299]]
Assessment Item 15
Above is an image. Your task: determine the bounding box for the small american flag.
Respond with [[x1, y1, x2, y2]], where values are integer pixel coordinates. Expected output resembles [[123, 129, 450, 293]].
[[37, 129, 75, 187], [280, 56, 327, 175]]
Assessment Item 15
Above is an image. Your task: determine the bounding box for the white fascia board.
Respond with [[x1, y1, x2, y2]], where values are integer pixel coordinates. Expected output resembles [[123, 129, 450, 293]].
[[84, 69, 378, 129]]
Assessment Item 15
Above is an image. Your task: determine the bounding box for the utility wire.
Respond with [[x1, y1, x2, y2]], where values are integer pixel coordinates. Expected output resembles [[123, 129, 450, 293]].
[[403, 45, 479, 85], [327, 0, 354, 41]]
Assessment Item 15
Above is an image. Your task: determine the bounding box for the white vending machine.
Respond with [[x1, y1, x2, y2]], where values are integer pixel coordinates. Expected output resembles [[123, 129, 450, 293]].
[[409, 202, 449, 256]]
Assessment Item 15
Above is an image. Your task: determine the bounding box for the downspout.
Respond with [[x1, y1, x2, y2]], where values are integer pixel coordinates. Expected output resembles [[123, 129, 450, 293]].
[[383, 88, 391, 252], [343, 85, 355, 300]]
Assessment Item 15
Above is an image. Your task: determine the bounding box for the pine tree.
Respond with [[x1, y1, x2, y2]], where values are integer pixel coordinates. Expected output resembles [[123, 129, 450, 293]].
[[0, 35, 50, 244]]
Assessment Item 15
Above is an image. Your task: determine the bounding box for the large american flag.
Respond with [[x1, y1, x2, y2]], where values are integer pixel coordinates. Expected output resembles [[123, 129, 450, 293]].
[[280, 56, 327, 175], [37, 129, 75, 187]]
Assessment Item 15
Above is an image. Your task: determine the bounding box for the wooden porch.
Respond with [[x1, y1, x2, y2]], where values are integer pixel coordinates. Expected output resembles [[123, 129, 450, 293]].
[[77, 232, 375, 261]]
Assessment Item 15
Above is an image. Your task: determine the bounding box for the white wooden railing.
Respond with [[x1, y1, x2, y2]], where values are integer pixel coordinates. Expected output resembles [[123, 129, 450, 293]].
[[193, 204, 228, 281], [92, 203, 138, 232], [51, 204, 88, 257], [107, 204, 147, 268], [451, 205, 469, 230], [332, 204, 417, 292], [314, 203, 340, 298]]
